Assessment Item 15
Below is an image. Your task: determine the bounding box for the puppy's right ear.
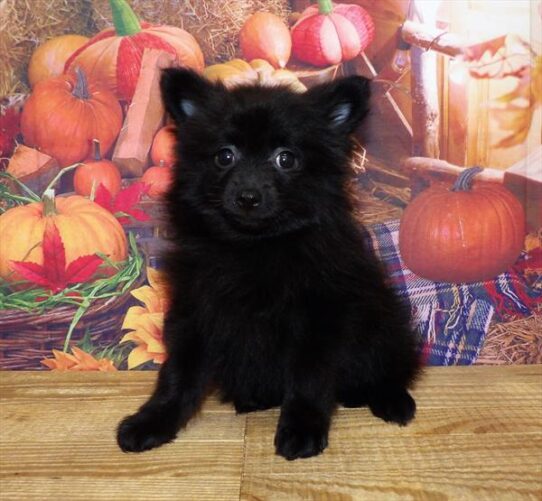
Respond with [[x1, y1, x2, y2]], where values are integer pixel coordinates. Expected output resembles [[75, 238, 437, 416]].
[[305, 76, 371, 135], [160, 68, 218, 124]]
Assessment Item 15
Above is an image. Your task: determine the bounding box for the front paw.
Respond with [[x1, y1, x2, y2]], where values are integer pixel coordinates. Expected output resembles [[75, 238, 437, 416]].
[[274, 420, 329, 460], [368, 387, 416, 426], [117, 409, 178, 453]]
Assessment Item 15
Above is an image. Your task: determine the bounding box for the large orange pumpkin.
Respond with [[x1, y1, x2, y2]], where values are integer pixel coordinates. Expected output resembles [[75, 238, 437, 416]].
[[239, 12, 292, 69], [21, 68, 122, 167], [0, 191, 128, 285], [399, 167, 526, 283], [64, 0, 204, 102], [28, 34, 89, 88]]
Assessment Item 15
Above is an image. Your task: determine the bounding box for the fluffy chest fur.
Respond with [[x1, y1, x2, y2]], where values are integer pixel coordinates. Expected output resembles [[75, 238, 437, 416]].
[[173, 231, 354, 402]]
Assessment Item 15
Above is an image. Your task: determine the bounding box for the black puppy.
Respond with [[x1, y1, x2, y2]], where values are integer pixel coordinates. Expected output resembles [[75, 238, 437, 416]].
[[117, 69, 421, 460]]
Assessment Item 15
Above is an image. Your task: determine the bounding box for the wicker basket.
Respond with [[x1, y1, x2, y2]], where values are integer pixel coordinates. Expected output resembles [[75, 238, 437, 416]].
[[0, 269, 146, 370], [122, 196, 169, 269]]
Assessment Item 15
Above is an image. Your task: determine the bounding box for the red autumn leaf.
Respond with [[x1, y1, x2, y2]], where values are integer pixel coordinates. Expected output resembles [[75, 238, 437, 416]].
[[94, 183, 114, 212], [10, 223, 103, 293], [9, 261, 52, 288], [64, 255, 103, 283], [464, 34, 532, 79], [94, 182, 150, 225], [115, 182, 149, 210], [0, 107, 21, 157], [115, 208, 149, 225], [464, 35, 507, 62], [43, 220, 66, 289]]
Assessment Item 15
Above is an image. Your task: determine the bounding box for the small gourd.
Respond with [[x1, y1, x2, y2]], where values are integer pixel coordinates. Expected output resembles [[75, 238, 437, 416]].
[[74, 139, 122, 197]]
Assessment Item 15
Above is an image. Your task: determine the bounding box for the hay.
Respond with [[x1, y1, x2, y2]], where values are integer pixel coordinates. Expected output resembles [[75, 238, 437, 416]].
[[90, 0, 291, 64], [1, 0, 290, 97], [354, 178, 409, 225], [355, 188, 406, 224], [0, 0, 96, 96], [478, 310, 542, 365]]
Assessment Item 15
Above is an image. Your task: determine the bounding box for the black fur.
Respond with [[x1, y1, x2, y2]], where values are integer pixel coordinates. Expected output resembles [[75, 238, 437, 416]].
[[117, 69, 422, 460]]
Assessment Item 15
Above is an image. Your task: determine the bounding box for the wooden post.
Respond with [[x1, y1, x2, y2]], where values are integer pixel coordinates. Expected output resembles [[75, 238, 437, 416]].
[[113, 49, 176, 177], [409, 1, 441, 158], [410, 47, 440, 158], [401, 20, 465, 58], [401, 156, 505, 184]]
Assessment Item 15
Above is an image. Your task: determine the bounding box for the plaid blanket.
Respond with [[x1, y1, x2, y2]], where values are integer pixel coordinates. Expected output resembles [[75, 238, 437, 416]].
[[366, 220, 541, 366]]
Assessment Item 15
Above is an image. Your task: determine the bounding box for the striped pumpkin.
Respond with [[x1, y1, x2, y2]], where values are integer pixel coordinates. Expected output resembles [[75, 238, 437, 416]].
[[65, 0, 204, 102], [291, 0, 375, 67]]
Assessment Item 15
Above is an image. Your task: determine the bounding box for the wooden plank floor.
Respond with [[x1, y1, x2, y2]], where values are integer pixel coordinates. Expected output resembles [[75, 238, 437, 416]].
[[1, 366, 541, 500]]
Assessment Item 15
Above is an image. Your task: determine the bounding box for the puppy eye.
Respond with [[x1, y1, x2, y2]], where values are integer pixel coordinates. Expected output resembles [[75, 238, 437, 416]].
[[275, 150, 297, 171], [215, 148, 236, 168]]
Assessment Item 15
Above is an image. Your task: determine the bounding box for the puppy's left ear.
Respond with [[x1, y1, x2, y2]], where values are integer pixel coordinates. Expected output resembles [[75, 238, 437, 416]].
[[306, 76, 371, 134]]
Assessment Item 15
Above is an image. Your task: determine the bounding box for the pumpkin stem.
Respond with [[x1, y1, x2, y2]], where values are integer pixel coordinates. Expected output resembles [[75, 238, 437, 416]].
[[42, 189, 57, 216], [92, 139, 102, 162], [110, 0, 142, 37], [451, 166, 484, 192], [317, 0, 334, 15], [72, 67, 90, 100]]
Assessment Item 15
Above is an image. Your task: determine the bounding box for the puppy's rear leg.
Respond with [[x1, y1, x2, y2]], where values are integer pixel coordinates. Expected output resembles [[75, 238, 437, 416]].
[[117, 316, 207, 452], [367, 384, 416, 426]]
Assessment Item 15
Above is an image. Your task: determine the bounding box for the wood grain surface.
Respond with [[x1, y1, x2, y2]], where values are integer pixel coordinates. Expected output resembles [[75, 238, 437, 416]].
[[1, 366, 541, 500]]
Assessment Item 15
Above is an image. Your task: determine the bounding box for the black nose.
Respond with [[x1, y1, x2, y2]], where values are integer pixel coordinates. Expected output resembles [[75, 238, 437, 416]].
[[235, 189, 262, 210]]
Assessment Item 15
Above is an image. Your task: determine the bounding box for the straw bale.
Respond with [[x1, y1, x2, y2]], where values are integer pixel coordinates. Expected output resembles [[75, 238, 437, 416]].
[[478, 309, 542, 365], [0, 0, 96, 96]]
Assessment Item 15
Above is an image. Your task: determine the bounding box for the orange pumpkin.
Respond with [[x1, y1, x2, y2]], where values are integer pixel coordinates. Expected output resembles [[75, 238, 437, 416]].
[[142, 161, 173, 199], [239, 12, 291, 68], [0, 192, 128, 285], [150, 125, 177, 168], [64, 0, 204, 102], [203, 59, 306, 92], [28, 34, 89, 88], [399, 167, 526, 283], [74, 139, 122, 197], [21, 68, 122, 167]]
